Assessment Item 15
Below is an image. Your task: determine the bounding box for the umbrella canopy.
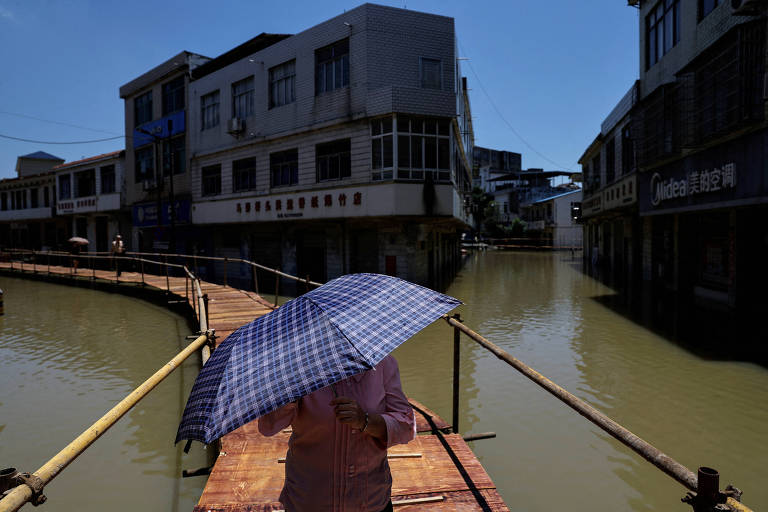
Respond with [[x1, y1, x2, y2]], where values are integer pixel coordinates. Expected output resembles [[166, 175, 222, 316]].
[[68, 236, 89, 245], [176, 273, 461, 444]]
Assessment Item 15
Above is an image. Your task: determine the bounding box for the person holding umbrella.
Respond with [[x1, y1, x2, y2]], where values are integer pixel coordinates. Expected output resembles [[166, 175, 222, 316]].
[[258, 354, 414, 512], [176, 273, 462, 512]]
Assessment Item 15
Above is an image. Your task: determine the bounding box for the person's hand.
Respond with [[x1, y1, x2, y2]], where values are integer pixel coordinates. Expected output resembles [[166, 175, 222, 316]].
[[330, 396, 367, 430]]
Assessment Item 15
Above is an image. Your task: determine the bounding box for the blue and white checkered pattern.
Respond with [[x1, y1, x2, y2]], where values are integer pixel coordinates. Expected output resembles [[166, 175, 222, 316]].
[[176, 273, 462, 444]]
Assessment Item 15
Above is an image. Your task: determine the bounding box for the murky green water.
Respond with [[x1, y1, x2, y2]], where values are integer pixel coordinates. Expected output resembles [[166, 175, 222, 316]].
[[2, 253, 766, 512], [0, 277, 208, 511], [394, 250, 768, 512]]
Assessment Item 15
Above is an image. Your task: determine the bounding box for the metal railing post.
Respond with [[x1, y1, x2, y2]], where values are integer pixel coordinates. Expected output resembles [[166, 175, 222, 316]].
[[252, 265, 259, 295], [91, 255, 95, 280], [223, 257, 228, 287], [32, 252, 36, 274], [47, 251, 51, 275], [164, 256, 170, 293], [452, 313, 462, 434], [274, 272, 280, 307], [140, 258, 145, 286], [185, 275, 189, 303], [203, 293, 210, 329]]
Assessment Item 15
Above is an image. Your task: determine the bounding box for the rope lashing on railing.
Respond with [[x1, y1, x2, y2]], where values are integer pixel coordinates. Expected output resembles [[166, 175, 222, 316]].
[[0, 331, 214, 512], [442, 314, 753, 512]]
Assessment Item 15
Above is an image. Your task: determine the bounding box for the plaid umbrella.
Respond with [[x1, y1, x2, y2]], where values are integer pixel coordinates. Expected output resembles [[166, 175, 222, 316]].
[[176, 273, 461, 444]]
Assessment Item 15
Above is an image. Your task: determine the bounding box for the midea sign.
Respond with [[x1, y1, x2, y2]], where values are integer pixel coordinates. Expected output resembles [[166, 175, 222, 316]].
[[650, 163, 736, 207]]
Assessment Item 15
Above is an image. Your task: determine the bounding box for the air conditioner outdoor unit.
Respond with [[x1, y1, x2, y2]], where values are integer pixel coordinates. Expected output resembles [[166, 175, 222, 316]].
[[732, 0, 766, 15], [142, 179, 156, 191], [227, 118, 244, 134]]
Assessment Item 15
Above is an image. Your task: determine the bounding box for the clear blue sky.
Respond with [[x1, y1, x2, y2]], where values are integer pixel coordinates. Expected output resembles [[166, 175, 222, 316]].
[[0, 0, 639, 180]]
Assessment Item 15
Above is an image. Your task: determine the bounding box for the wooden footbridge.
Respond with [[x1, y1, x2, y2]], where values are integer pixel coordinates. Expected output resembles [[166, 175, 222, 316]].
[[0, 250, 753, 512], [0, 250, 508, 512]]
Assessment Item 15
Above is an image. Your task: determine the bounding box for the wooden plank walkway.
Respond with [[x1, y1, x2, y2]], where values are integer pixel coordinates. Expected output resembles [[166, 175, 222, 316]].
[[0, 259, 509, 511]]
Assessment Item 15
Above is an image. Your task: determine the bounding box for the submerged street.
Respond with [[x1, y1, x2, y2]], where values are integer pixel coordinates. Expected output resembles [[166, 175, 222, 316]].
[[2, 250, 767, 511]]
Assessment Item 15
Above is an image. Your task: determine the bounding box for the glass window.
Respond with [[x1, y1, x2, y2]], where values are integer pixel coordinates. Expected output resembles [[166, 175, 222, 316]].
[[270, 149, 299, 187], [162, 75, 185, 115], [74, 168, 96, 198], [134, 91, 153, 127], [646, 0, 680, 69], [0, 192, 6, 211], [100, 165, 116, 194], [371, 117, 394, 181], [315, 39, 349, 95], [269, 60, 296, 108], [232, 76, 254, 119], [699, 0, 719, 19], [43, 186, 49, 207], [316, 139, 351, 181], [420, 58, 442, 90], [201, 164, 221, 196], [30, 188, 38, 208], [201, 90, 220, 130], [162, 135, 185, 176], [58, 174, 72, 199], [135, 145, 154, 183], [396, 115, 451, 182], [232, 157, 257, 192]]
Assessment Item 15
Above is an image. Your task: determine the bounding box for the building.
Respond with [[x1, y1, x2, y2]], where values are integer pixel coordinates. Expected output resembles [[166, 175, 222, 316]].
[[521, 188, 583, 249], [473, 145, 521, 193], [52, 151, 128, 252], [119, 51, 212, 253], [0, 152, 63, 249], [484, 166, 574, 224], [581, 0, 768, 357], [180, 4, 473, 289]]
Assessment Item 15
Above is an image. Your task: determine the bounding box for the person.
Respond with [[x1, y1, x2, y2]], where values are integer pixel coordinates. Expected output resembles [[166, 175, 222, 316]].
[[70, 242, 81, 272], [111, 234, 125, 276], [258, 354, 415, 512]]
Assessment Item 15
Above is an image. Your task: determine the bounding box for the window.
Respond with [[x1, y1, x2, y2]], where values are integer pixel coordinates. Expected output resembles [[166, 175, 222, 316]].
[[605, 137, 616, 183], [135, 145, 154, 183], [270, 60, 296, 108], [316, 139, 351, 181], [58, 174, 71, 200], [74, 169, 96, 198], [162, 76, 185, 115], [420, 58, 442, 90], [646, 0, 680, 69], [1, 192, 6, 211], [396, 116, 451, 182], [232, 157, 257, 192], [162, 136, 185, 176], [591, 154, 601, 189], [699, 0, 719, 20], [201, 90, 220, 130], [100, 165, 116, 194], [232, 77, 254, 119], [315, 38, 349, 95], [30, 188, 38, 208], [270, 149, 299, 187], [371, 117, 393, 181], [134, 91, 153, 127], [201, 164, 221, 196], [621, 125, 635, 174], [43, 186, 49, 207]]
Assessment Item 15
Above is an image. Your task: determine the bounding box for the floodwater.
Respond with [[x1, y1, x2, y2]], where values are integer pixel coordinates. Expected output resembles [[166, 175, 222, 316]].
[[2, 252, 767, 512], [0, 277, 208, 511], [394, 250, 768, 512]]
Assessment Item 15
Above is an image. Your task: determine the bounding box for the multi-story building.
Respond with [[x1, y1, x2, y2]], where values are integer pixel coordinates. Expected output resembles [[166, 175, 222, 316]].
[[473, 145, 522, 193], [52, 151, 128, 252], [521, 188, 583, 249], [0, 152, 63, 249], [183, 4, 473, 288], [119, 51, 211, 253], [581, 0, 768, 355]]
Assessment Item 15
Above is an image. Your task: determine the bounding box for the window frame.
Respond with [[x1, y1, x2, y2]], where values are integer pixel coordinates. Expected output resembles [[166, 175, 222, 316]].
[[162, 135, 186, 176], [100, 164, 116, 194], [201, 90, 220, 131], [162, 75, 185, 115], [134, 145, 155, 184], [419, 57, 443, 90], [270, 148, 299, 188], [74, 168, 96, 198], [315, 38, 350, 95], [646, 0, 680, 69], [395, 116, 451, 182], [134, 91, 153, 128], [232, 157, 257, 192], [232, 76, 255, 119], [201, 164, 222, 197], [316, 139, 351, 182], [371, 117, 394, 181], [269, 60, 296, 109]]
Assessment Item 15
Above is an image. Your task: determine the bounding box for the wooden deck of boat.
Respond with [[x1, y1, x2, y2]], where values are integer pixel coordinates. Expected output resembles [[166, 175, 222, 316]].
[[0, 260, 509, 511]]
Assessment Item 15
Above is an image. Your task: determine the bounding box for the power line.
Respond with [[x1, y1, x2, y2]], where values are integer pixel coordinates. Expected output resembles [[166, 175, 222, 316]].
[[0, 133, 124, 144], [458, 41, 577, 172], [0, 110, 121, 135]]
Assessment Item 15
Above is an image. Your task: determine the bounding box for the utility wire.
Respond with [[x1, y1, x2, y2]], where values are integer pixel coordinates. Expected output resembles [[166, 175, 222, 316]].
[[0, 110, 121, 135], [0, 133, 124, 144], [458, 41, 577, 172]]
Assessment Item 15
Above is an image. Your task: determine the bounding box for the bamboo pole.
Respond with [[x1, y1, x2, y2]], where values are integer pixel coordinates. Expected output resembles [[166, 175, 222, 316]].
[[0, 332, 211, 512]]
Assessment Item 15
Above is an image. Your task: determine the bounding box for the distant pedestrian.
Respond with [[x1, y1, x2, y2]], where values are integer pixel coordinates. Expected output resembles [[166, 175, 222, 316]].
[[111, 234, 125, 276]]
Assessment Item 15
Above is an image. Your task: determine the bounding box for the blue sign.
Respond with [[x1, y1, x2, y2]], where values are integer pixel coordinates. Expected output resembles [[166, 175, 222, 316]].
[[132, 199, 191, 227], [133, 110, 186, 148]]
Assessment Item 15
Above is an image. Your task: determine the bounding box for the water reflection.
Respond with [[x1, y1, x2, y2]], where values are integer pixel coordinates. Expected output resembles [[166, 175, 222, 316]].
[[397, 251, 768, 511], [0, 276, 207, 511]]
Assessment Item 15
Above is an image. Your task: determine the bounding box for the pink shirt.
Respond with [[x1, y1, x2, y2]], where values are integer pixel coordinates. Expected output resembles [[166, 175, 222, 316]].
[[258, 355, 415, 512]]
